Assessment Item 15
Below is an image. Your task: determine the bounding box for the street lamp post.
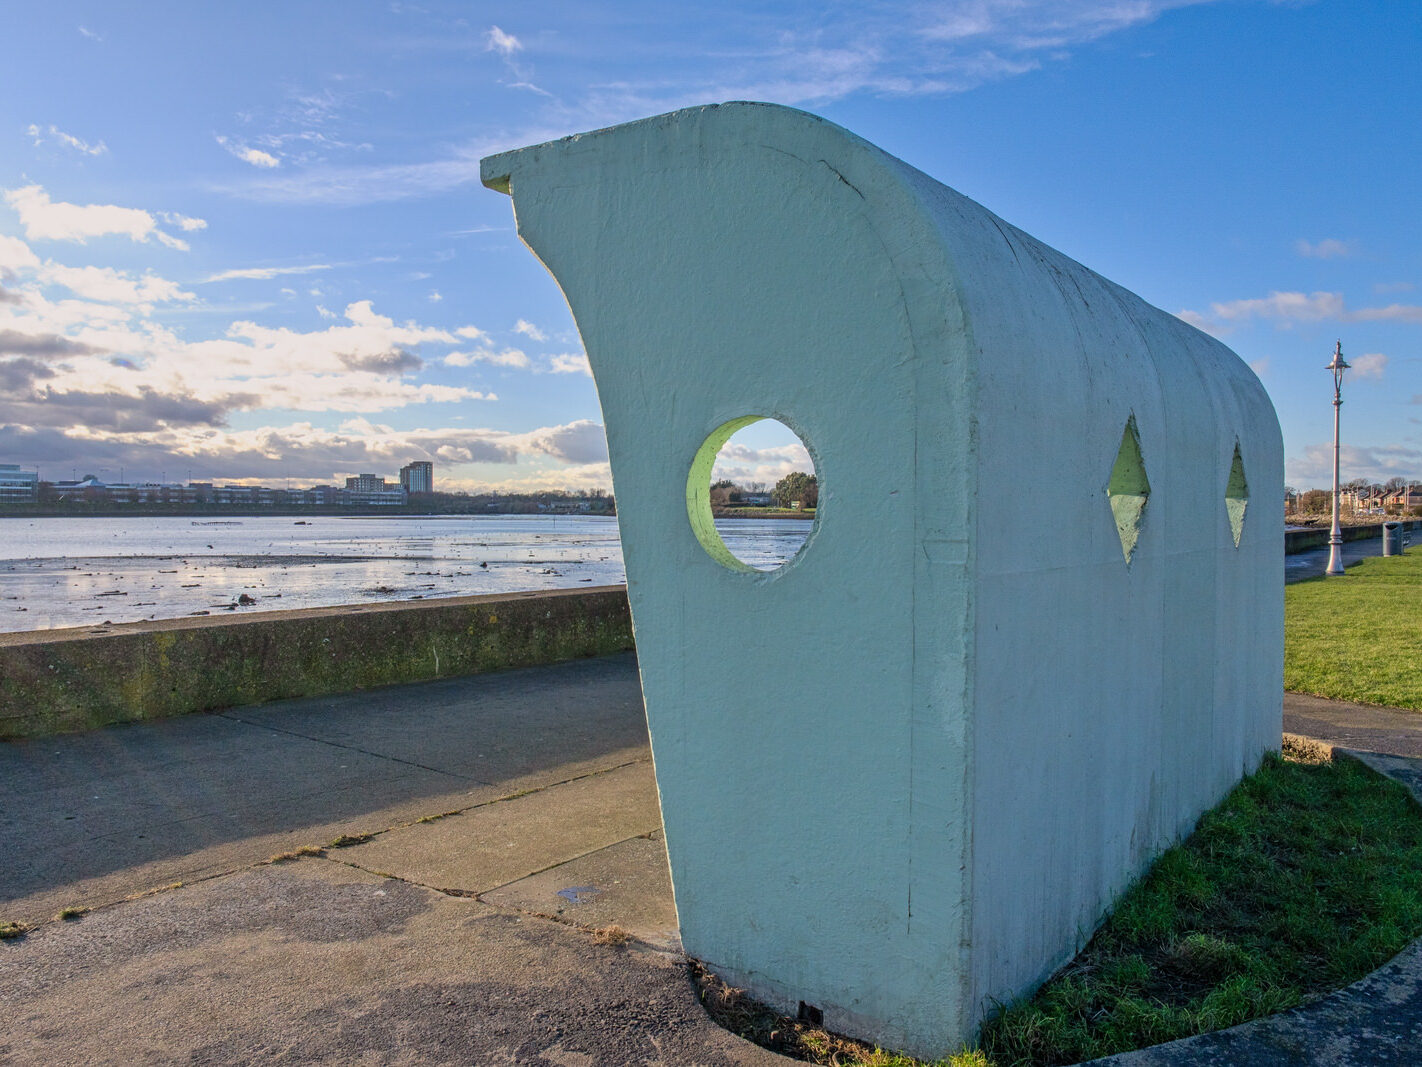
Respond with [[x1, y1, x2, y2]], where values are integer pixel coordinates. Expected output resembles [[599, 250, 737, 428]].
[[1326, 340, 1350, 576]]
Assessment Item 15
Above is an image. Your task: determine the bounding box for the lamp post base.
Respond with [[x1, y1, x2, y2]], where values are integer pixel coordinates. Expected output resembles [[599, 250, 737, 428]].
[[1326, 537, 1345, 575]]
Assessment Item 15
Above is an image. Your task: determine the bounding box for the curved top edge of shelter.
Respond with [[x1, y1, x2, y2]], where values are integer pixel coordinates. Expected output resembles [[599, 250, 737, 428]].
[[481, 99, 1275, 414]]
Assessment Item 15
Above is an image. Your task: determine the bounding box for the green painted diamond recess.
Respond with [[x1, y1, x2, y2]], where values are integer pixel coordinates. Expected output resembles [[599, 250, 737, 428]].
[[1107, 415, 1150, 563], [1226, 442, 1248, 548]]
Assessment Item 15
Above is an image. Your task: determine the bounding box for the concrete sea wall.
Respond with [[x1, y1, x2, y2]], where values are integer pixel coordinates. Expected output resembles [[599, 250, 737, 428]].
[[0, 586, 634, 739], [1284, 519, 1422, 554]]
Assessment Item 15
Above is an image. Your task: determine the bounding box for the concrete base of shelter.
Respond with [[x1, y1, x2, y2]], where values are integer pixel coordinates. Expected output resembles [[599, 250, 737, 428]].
[[7, 661, 1422, 1065]]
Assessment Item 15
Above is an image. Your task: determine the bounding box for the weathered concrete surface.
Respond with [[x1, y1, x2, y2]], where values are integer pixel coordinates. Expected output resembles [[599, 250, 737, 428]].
[[1, 653, 792, 1065], [0, 859, 786, 1067], [0, 585, 634, 739], [484, 100, 1282, 1057], [4, 664, 1422, 1064], [1, 654, 649, 926]]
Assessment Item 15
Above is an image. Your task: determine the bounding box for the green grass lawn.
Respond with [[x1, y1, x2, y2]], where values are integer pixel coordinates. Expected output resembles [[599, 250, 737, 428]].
[[1286, 548, 1422, 709], [698, 746, 1422, 1067]]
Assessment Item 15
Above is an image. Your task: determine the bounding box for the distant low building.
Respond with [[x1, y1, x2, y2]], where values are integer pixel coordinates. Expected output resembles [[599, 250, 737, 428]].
[[400, 460, 433, 494], [345, 473, 389, 493], [0, 464, 38, 504]]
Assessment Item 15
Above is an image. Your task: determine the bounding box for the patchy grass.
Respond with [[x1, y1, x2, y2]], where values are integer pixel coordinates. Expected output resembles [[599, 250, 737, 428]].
[[326, 833, 374, 849], [0, 920, 28, 940], [55, 906, 89, 921], [698, 750, 1422, 1067], [267, 845, 326, 863], [977, 750, 1422, 1065], [591, 924, 631, 947], [1286, 549, 1422, 709]]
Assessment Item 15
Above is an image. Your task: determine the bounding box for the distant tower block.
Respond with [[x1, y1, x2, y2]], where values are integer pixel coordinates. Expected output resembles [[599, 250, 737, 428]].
[[482, 103, 1282, 1058], [400, 461, 433, 494]]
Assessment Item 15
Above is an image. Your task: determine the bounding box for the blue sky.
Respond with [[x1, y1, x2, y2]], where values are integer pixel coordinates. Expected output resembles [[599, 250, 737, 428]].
[[0, 0, 1417, 492]]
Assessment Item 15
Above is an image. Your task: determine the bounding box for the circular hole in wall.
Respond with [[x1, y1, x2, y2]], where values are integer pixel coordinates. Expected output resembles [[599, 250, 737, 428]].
[[686, 416, 818, 572]]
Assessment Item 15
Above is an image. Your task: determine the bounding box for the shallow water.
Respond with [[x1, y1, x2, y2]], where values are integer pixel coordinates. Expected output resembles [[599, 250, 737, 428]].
[[0, 514, 812, 632]]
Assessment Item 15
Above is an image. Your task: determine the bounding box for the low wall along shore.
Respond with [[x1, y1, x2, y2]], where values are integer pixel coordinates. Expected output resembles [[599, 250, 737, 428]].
[[1284, 519, 1422, 554], [0, 586, 635, 740]]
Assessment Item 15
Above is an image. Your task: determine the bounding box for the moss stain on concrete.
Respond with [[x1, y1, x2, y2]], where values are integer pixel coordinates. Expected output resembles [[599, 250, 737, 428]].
[[0, 586, 635, 739]]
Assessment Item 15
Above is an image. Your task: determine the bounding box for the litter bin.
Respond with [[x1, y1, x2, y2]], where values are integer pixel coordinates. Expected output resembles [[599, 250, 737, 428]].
[[1383, 521, 1405, 556]]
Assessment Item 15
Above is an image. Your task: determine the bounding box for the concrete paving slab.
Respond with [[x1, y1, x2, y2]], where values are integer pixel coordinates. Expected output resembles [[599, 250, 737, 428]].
[[337, 759, 663, 894], [1, 653, 651, 926], [223, 652, 648, 785], [0, 858, 789, 1066], [484, 831, 680, 950], [1284, 692, 1422, 757]]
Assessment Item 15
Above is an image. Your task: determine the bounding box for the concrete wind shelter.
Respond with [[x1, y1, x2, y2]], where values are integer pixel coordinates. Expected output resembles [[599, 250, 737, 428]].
[[482, 102, 1283, 1058]]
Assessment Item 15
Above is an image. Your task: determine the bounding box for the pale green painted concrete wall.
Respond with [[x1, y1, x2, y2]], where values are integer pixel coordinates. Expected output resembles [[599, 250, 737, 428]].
[[483, 102, 1282, 1058]]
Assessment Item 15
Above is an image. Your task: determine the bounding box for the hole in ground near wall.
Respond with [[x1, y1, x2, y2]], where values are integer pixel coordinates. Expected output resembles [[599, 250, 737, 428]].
[[687, 417, 818, 572]]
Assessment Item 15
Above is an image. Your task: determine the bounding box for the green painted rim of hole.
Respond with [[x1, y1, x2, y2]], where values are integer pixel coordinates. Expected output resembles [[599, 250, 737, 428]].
[[687, 415, 819, 574], [687, 415, 765, 573]]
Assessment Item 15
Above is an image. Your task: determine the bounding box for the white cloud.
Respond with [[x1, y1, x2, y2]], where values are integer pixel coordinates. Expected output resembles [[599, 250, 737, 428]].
[[2, 185, 193, 249], [710, 437, 813, 485], [1211, 290, 1345, 322], [1350, 353, 1388, 379], [1351, 304, 1422, 324], [1288, 441, 1422, 489], [205, 263, 332, 282], [27, 124, 107, 156], [40, 264, 195, 307], [0, 235, 41, 276], [455, 325, 487, 341], [428, 289, 443, 303], [1178, 291, 1422, 331], [513, 318, 546, 341], [546, 352, 591, 376], [1295, 238, 1353, 259], [161, 212, 208, 232], [444, 347, 530, 368], [486, 26, 522, 56], [518, 419, 608, 464], [216, 136, 280, 168]]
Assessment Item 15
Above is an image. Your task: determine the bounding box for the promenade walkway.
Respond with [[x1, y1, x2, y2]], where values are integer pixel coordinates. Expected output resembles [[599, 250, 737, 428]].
[[1285, 531, 1393, 583], [4, 653, 1422, 1064]]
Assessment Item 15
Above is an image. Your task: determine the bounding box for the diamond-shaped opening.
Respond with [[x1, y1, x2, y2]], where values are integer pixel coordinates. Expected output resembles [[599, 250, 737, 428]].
[[1226, 441, 1248, 548], [1107, 415, 1150, 563]]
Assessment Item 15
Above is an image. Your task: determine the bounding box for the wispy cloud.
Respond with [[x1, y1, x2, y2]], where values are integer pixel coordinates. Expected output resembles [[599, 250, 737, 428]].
[[77, 25, 101, 42], [26, 123, 107, 156], [1178, 290, 1422, 334], [216, 135, 280, 168], [485, 26, 522, 57], [512, 318, 546, 341], [1351, 352, 1389, 379], [1295, 237, 1354, 259], [2, 185, 197, 249], [205, 263, 332, 283], [546, 353, 591, 376], [444, 346, 530, 368]]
